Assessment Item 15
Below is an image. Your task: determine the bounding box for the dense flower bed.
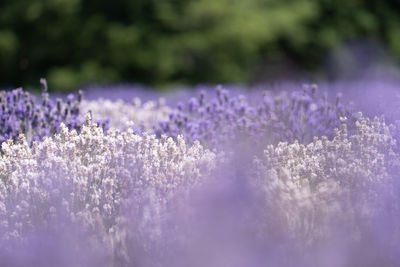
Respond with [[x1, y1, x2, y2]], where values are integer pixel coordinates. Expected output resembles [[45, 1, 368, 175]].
[[0, 82, 399, 266]]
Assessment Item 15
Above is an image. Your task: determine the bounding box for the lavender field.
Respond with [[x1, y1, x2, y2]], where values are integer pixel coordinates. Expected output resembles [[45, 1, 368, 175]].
[[0, 80, 400, 267]]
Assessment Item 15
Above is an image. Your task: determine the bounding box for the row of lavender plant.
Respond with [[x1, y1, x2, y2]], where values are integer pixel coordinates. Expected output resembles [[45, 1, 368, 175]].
[[0, 81, 353, 153], [154, 84, 353, 150]]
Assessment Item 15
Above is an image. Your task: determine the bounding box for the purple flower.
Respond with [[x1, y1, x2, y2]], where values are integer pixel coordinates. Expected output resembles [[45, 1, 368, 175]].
[[154, 85, 354, 151], [0, 80, 109, 149]]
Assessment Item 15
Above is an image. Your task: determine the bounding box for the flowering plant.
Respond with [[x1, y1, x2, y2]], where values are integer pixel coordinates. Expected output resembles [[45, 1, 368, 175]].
[[254, 113, 400, 245], [155, 85, 352, 150], [0, 79, 108, 148]]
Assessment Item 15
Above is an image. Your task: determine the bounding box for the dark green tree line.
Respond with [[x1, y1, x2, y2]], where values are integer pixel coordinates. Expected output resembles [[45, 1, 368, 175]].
[[0, 0, 400, 91]]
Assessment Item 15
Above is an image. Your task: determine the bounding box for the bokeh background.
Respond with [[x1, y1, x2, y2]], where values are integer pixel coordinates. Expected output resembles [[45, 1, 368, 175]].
[[1, 0, 400, 91]]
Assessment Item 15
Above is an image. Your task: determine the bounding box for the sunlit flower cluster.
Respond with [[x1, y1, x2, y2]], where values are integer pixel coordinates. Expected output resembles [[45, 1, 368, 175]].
[[0, 113, 216, 264], [81, 98, 170, 131], [254, 113, 400, 244]]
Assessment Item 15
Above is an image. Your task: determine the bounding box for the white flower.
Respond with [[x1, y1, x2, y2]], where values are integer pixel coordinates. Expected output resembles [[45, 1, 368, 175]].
[[254, 114, 399, 244], [0, 116, 217, 260], [80, 98, 171, 131]]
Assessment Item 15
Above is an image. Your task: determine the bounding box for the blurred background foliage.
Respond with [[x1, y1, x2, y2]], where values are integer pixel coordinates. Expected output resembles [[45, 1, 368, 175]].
[[1, 0, 400, 91]]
